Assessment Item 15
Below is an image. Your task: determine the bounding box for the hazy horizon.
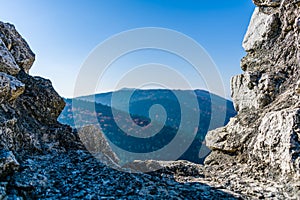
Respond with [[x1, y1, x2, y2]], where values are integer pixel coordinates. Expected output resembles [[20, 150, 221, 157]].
[[69, 87, 235, 102], [0, 0, 255, 99]]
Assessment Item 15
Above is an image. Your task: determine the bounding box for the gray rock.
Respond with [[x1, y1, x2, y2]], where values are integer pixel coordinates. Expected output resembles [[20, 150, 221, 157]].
[[7, 153, 244, 199], [0, 22, 35, 73], [230, 71, 282, 111], [206, 117, 252, 153], [78, 125, 120, 167], [242, 7, 280, 52], [231, 73, 260, 111], [1, 0, 300, 198], [253, 0, 282, 7], [0, 39, 20, 75], [0, 150, 19, 179], [16, 70, 65, 125], [250, 108, 300, 176], [205, 0, 300, 197], [0, 72, 24, 104]]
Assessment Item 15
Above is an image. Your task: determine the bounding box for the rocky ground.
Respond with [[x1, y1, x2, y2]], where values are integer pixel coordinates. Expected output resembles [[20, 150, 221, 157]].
[[0, 15, 243, 200], [0, 0, 300, 199], [2, 151, 243, 199]]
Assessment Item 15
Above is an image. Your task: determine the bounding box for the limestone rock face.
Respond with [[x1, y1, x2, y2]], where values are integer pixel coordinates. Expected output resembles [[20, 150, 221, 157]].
[[0, 72, 24, 104], [231, 72, 260, 111], [0, 21, 79, 183], [16, 70, 65, 125], [0, 22, 35, 73], [1, 0, 300, 197], [0, 39, 20, 75], [252, 0, 282, 7], [251, 108, 300, 175], [206, 117, 255, 153], [205, 0, 300, 195], [242, 7, 281, 52]]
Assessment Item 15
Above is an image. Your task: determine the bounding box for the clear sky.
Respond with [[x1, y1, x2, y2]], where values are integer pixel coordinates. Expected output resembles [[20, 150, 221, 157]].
[[0, 0, 255, 98]]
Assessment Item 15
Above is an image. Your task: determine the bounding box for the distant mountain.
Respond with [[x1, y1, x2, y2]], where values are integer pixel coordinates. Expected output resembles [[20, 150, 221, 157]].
[[58, 89, 236, 164]]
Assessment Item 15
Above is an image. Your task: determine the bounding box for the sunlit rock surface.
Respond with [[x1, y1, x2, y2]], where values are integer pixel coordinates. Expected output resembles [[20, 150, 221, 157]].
[[205, 0, 300, 198], [1, 0, 300, 198]]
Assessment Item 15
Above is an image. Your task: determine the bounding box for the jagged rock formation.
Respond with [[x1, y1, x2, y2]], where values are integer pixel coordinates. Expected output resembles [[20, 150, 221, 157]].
[[0, 22, 242, 199], [205, 0, 300, 197], [0, 22, 80, 157], [0, 22, 35, 73], [1, 0, 300, 198], [0, 21, 83, 198]]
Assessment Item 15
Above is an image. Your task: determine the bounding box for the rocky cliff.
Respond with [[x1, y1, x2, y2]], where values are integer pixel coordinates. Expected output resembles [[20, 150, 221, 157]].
[[0, 0, 300, 199], [0, 22, 242, 199], [205, 0, 300, 197]]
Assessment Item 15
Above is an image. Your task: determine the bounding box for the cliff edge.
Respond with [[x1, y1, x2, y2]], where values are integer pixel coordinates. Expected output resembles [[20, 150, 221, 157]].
[[205, 0, 300, 197]]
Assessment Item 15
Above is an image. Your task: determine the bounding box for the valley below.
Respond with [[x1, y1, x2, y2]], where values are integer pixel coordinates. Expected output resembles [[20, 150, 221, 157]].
[[58, 89, 236, 164], [0, 0, 300, 199]]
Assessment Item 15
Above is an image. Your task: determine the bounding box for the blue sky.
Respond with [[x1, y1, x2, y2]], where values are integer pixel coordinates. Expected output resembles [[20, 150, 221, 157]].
[[0, 0, 255, 98]]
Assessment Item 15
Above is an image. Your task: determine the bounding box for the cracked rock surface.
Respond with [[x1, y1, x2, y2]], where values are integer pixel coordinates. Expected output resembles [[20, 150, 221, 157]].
[[1, 0, 300, 199], [205, 0, 300, 198]]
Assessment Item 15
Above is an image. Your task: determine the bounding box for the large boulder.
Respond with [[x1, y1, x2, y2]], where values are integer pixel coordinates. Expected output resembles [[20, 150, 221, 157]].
[[78, 125, 120, 166], [16, 70, 65, 125], [0, 22, 35, 73]]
